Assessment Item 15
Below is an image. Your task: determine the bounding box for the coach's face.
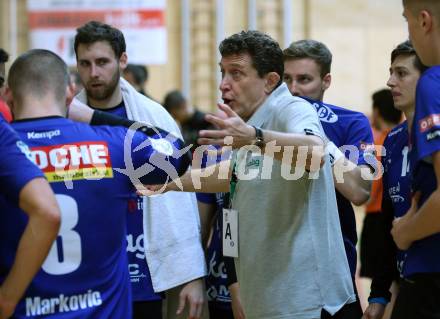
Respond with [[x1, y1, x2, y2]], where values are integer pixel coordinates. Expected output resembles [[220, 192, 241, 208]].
[[219, 53, 278, 121], [76, 41, 127, 106]]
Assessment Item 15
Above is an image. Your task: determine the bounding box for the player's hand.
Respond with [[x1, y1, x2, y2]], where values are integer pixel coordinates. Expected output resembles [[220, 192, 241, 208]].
[[362, 303, 385, 319], [229, 283, 246, 319], [0, 288, 16, 319], [176, 279, 205, 319], [198, 103, 255, 149], [391, 192, 420, 250]]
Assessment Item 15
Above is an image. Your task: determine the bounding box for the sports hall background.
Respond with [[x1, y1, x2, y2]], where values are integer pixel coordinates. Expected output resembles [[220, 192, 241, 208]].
[[0, 0, 408, 307], [0, 0, 406, 115]]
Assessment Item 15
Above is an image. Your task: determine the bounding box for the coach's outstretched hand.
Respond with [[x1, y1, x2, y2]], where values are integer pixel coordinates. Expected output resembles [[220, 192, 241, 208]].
[[198, 103, 256, 148]]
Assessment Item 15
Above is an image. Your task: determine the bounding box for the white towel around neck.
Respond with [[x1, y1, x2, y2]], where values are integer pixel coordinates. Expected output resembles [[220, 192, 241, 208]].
[[77, 78, 206, 291]]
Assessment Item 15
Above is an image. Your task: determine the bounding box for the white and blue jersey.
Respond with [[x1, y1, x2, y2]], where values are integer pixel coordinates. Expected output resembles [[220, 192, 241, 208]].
[[382, 122, 411, 275], [303, 97, 374, 277], [0, 116, 189, 318], [409, 65, 440, 276], [0, 115, 44, 204], [96, 102, 162, 302]]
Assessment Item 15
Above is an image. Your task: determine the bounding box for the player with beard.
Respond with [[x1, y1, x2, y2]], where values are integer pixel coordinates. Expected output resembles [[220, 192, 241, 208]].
[[74, 21, 207, 319]]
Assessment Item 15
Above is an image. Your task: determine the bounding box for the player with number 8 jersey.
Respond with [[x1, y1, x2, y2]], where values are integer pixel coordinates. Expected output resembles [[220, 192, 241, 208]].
[[0, 49, 191, 318]]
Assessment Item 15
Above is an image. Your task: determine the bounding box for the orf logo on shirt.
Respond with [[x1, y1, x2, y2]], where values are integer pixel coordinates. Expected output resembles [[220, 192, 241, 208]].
[[313, 102, 338, 123], [419, 114, 440, 133]]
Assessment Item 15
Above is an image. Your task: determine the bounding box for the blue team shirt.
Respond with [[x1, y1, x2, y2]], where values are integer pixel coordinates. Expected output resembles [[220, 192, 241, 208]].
[[196, 148, 232, 310], [0, 116, 189, 318], [100, 103, 161, 302], [197, 192, 232, 310], [409, 65, 440, 276], [382, 122, 411, 276], [303, 97, 374, 277], [0, 115, 44, 204]]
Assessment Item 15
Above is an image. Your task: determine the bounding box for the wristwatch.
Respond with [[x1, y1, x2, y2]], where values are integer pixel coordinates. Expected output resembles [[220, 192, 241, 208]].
[[252, 125, 265, 148]]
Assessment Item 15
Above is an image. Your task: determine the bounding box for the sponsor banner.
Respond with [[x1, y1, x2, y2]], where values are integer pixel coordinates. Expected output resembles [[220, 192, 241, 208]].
[[27, 0, 167, 65], [30, 142, 113, 182]]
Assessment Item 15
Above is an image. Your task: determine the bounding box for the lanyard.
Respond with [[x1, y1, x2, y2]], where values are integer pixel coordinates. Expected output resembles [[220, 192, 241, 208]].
[[229, 162, 238, 208]]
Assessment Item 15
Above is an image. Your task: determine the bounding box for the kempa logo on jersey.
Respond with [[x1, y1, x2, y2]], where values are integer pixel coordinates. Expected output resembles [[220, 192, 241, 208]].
[[25, 290, 102, 316], [30, 142, 113, 182], [388, 126, 404, 137], [313, 102, 338, 123], [27, 129, 61, 140]]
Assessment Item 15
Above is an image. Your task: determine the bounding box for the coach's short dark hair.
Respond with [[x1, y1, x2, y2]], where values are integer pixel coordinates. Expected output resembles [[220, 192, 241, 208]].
[[0, 49, 9, 64], [372, 89, 402, 125], [8, 49, 69, 103], [219, 30, 283, 86], [74, 21, 126, 59], [391, 40, 428, 74], [283, 40, 332, 77]]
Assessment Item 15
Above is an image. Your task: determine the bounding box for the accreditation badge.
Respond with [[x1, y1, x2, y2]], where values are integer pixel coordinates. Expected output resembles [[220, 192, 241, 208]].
[[222, 208, 238, 258]]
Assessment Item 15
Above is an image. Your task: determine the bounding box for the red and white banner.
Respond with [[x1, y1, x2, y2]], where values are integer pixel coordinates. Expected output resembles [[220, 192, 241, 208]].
[[27, 0, 167, 65]]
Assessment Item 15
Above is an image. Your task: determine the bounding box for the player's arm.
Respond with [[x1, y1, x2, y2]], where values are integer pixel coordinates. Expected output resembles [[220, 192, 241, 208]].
[[332, 156, 372, 205], [0, 178, 60, 318], [327, 115, 375, 205], [392, 151, 440, 249], [68, 97, 159, 133]]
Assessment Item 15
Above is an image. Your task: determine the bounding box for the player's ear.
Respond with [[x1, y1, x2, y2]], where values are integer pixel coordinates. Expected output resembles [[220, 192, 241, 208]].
[[322, 73, 331, 91], [420, 10, 434, 34], [66, 83, 74, 107], [4, 86, 14, 111], [119, 52, 128, 71]]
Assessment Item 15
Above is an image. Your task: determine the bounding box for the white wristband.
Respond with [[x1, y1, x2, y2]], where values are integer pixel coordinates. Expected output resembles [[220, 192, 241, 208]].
[[326, 141, 345, 166]]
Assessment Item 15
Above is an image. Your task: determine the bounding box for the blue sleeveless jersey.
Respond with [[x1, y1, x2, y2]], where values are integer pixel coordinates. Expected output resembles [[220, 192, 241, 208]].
[[409, 65, 440, 276], [0, 115, 43, 204], [101, 103, 162, 302], [0, 116, 189, 318], [303, 97, 374, 277], [382, 122, 411, 276]]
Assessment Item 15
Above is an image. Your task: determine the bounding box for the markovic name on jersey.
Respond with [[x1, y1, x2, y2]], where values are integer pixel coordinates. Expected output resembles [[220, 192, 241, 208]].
[[26, 289, 102, 316]]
